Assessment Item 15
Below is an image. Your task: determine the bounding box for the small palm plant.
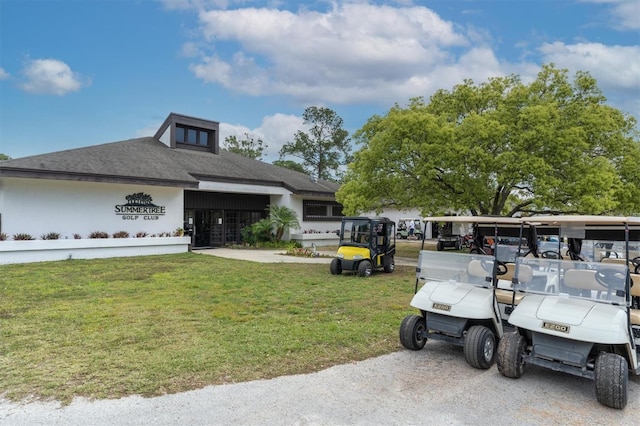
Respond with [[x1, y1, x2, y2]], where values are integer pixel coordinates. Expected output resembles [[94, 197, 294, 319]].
[[267, 204, 300, 242]]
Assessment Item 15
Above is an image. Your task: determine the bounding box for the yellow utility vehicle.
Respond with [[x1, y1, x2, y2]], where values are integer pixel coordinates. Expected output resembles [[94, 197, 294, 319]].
[[330, 217, 396, 277]]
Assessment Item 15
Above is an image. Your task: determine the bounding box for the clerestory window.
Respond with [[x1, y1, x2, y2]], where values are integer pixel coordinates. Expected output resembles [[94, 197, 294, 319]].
[[176, 124, 210, 146]]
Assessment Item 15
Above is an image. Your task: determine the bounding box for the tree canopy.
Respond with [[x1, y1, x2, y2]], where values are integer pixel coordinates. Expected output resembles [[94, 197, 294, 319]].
[[272, 159, 307, 174], [223, 133, 266, 160], [337, 64, 640, 217], [279, 106, 352, 182], [0, 153, 11, 161]]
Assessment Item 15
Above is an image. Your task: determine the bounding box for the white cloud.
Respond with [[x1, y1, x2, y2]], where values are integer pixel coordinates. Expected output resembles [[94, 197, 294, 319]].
[[580, 0, 640, 30], [0, 67, 9, 80], [189, 3, 471, 105], [539, 42, 640, 90], [183, 1, 638, 118], [19, 58, 89, 95]]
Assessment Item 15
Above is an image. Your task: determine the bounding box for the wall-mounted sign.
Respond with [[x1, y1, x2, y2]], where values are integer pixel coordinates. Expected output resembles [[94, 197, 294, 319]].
[[115, 192, 166, 220]]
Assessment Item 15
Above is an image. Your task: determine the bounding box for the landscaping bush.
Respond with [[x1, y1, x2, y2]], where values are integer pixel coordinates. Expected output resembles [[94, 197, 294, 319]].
[[13, 233, 35, 240], [89, 231, 109, 239], [112, 231, 130, 238], [41, 232, 61, 240]]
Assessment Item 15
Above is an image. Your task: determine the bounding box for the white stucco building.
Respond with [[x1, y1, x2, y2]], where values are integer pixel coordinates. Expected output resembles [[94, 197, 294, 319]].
[[0, 113, 343, 248]]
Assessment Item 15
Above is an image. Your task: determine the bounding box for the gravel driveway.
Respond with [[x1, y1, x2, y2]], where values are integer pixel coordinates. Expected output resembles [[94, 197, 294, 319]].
[[2, 342, 638, 425]]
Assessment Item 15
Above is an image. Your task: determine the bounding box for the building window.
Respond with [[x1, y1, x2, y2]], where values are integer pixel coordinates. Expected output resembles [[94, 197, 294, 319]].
[[303, 201, 344, 221], [176, 124, 210, 146]]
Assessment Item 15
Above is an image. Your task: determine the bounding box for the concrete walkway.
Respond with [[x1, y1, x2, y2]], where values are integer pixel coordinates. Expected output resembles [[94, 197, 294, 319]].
[[196, 247, 417, 266]]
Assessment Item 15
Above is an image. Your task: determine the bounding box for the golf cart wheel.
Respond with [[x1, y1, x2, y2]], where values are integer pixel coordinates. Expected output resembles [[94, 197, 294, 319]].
[[399, 315, 427, 350], [383, 255, 395, 273], [437, 241, 444, 251], [497, 332, 526, 378], [595, 352, 628, 409], [464, 325, 496, 369], [330, 258, 342, 275], [357, 260, 372, 277]]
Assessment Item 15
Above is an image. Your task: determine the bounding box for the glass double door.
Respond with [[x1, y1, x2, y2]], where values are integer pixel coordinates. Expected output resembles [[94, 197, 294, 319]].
[[188, 210, 258, 248]]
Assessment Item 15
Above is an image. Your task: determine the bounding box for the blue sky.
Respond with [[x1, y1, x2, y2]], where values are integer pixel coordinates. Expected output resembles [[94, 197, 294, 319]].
[[1, 0, 639, 164]]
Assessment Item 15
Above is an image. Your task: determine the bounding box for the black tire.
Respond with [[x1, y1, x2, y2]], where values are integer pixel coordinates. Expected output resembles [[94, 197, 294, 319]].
[[399, 315, 427, 350], [396, 233, 402, 239], [497, 332, 526, 378], [357, 260, 372, 277], [437, 241, 444, 251], [464, 325, 496, 369], [415, 233, 423, 240], [383, 255, 395, 273], [330, 258, 342, 275], [595, 352, 628, 409]]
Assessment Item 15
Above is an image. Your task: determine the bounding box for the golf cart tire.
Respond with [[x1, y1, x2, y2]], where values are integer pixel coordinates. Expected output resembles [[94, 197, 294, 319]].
[[357, 260, 372, 277], [464, 325, 496, 369], [383, 255, 395, 273], [330, 258, 342, 275], [595, 352, 628, 409], [399, 315, 427, 350], [497, 332, 526, 378]]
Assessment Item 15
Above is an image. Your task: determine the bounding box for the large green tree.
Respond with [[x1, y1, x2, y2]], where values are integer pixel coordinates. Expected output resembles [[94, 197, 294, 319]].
[[337, 64, 640, 217], [279, 106, 352, 182], [224, 133, 266, 160], [0, 153, 11, 161]]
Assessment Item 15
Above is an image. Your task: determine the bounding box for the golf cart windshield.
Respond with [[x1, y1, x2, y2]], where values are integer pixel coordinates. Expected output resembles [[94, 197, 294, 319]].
[[417, 251, 495, 287], [341, 218, 371, 246], [513, 257, 628, 305]]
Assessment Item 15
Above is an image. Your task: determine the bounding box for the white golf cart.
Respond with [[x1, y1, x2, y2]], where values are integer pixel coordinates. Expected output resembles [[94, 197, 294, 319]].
[[497, 215, 640, 409], [399, 216, 528, 369]]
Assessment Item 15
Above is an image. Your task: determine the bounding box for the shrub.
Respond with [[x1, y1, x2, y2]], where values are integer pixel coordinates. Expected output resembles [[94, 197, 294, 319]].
[[136, 231, 148, 238], [73, 234, 82, 240], [13, 233, 35, 240], [112, 231, 130, 238], [174, 227, 184, 237], [0, 232, 7, 241], [89, 231, 109, 239], [41, 232, 61, 240]]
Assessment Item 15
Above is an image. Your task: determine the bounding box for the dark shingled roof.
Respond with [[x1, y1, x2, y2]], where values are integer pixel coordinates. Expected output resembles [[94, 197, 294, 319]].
[[0, 137, 340, 196]]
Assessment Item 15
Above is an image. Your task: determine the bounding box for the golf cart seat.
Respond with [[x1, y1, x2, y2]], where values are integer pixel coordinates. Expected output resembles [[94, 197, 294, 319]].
[[494, 263, 533, 305], [631, 274, 640, 326], [467, 259, 491, 281], [601, 257, 634, 268], [563, 269, 608, 293]]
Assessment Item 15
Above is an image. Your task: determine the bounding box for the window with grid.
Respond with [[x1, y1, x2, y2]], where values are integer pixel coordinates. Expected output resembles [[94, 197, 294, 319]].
[[175, 124, 211, 146], [303, 201, 344, 221]]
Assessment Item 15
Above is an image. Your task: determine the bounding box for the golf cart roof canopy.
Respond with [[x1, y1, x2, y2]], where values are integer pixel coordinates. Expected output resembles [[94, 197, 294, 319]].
[[422, 216, 521, 225], [523, 215, 640, 226], [342, 216, 394, 223]]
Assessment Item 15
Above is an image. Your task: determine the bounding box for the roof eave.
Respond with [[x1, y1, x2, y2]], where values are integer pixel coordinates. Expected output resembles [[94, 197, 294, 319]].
[[0, 168, 198, 188]]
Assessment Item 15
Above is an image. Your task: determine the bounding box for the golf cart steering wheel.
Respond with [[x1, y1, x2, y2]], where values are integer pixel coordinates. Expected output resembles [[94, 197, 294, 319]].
[[495, 260, 508, 276], [594, 268, 626, 298], [480, 259, 507, 275], [631, 256, 640, 274], [541, 250, 561, 259]]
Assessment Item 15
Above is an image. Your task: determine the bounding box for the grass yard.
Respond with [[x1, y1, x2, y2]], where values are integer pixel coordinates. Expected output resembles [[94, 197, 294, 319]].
[[0, 252, 419, 404]]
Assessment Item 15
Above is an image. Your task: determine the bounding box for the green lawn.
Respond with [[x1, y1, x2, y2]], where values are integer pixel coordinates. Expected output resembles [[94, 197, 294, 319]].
[[0, 252, 419, 403]]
